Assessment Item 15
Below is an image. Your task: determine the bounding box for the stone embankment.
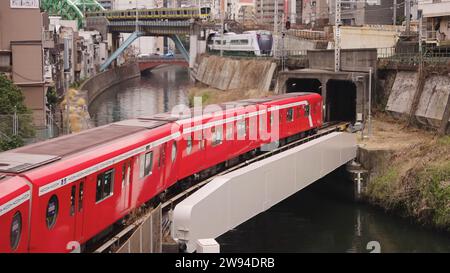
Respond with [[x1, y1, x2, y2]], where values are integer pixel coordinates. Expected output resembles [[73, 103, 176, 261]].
[[62, 62, 141, 133]]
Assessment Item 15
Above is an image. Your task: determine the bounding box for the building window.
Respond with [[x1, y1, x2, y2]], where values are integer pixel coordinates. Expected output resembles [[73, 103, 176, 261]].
[[10, 211, 22, 251], [96, 169, 114, 202], [46, 195, 59, 229]]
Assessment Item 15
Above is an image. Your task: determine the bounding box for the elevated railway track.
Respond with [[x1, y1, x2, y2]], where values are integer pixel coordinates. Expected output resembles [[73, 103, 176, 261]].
[[93, 121, 350, 253]]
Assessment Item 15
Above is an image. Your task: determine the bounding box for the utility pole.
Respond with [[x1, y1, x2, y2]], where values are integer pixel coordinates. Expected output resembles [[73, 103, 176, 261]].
[[335, 0, 341, 72], [135, 0, 139, 33], [220, 11, 225, 57], [393, 0, 397, 25], [405, 0, 411, 35]]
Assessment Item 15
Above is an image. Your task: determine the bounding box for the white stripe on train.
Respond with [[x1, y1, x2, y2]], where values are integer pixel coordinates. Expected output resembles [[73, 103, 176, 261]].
[[39, 102, 315, 196]]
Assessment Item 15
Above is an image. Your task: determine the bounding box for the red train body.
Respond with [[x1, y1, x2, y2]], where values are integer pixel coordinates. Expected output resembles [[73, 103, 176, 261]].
[[0, 92, 322, 252]]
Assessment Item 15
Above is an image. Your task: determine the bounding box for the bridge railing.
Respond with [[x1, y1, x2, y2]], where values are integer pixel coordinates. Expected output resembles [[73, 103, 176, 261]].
[[377, 47, 450, 66]]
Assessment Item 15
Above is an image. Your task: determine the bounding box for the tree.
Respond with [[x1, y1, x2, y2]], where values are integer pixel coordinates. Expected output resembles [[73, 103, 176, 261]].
[[0, 73, 28, 114], [0, 73, 35, 151]]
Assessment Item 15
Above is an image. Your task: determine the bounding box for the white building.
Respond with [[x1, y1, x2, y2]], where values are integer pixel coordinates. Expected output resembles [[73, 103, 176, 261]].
[[418, 0, 450, 47]]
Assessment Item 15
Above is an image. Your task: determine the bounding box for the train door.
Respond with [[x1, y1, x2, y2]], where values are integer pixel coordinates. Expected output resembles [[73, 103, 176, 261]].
[[73, 178, 86, 249], [157, 144, 167, 193], [120, 159, 133, 212], [164, 140, 179, 188]]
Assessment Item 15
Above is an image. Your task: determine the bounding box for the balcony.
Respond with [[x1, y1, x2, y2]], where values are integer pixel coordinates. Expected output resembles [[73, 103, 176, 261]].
[[419, 1, 450, 18], [43, 30, 55, 49]]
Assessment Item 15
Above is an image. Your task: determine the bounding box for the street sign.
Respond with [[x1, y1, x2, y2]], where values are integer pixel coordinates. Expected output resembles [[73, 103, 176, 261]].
[[10, 0, 40, 9]]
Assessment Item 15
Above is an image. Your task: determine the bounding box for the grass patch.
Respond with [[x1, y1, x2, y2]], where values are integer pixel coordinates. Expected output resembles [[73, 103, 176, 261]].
[[366, 167, 400, 208], [438, 135, 450, 146], [416, 162, 450, 230]]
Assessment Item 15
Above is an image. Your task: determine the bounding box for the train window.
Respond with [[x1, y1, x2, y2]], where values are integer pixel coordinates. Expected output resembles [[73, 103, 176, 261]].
[[70, 185, 76, 216], [259, 113, 267, 132], [96, 169, 114, 203], [226, 125, 233, 140], [122, 164, 126, 187], [144, 152, 153, 176], [287, 108, 294, 122], [212, 126, 223, 146], [46, 195, 59, 229], [186, 135, 193, 155], [171, 142, 177, 162], [237, 119, 246, 139], [240, 40, 249, 45], [10, 211, 22, 251], [304, 105, 310, 117], [78, 182, 84, 212]]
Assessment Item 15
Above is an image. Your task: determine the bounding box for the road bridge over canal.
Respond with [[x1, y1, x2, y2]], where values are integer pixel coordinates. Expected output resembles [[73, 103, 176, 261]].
[[138, 55, 189, 72]]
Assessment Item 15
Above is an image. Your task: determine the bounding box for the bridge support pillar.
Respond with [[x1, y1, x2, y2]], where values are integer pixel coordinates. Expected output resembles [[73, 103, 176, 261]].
[[189, 34, 198, 68]]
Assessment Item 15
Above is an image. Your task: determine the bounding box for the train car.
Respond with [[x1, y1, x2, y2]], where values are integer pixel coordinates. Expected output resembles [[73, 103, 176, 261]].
[[86, 6, 211, 21], [0, 92, 322, 252], [207, 30, 273, 56]]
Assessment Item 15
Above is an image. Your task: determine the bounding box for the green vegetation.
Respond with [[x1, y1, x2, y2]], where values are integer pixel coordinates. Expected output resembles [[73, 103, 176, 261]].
[[0, 73, 35, 151], [366, 138, 450, 231], [188, 91, 210, 107], [69, 78, 87, 89], [46, 86, 59, 109]]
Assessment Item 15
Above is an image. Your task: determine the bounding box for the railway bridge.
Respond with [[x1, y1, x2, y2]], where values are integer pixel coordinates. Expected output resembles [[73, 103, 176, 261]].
[[85, 15, 210, 71], [95, 125, 357, 253]]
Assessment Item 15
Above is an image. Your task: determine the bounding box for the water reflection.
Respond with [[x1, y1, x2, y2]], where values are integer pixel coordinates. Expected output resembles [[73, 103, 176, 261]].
[[89, 66, 191, 126], [217, 168, 450, 253]]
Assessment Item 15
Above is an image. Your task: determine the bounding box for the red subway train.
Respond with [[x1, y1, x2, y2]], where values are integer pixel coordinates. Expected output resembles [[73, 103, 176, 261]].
[[0, 92, 322, 253]]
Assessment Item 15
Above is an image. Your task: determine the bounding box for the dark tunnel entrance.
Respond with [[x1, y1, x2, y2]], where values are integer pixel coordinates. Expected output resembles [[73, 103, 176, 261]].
[[326, 80, 357, 123], [286, 78, 322, 94]]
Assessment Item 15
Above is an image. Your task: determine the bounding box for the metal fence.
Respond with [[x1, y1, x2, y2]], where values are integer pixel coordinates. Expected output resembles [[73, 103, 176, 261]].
[[0, 112, 62, 148], [377, 46, 450, 66], [115, 206, 162, 253]]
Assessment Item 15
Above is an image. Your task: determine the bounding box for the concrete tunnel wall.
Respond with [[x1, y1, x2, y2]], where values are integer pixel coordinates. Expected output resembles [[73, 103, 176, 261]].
[[277, 71, 368, 124]]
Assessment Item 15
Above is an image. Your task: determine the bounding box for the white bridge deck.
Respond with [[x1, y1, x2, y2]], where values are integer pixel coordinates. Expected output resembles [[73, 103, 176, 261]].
[[172, 132, 357, 252]]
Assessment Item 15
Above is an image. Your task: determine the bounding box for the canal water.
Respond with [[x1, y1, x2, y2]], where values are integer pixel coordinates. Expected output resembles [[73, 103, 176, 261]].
[[89, 66, 191, 126], [90, 66, 450, 253]]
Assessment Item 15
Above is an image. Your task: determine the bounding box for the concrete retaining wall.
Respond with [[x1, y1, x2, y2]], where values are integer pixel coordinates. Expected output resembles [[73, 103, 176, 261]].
[[415, 75, 450, 128], [386, 71, 418, 116], [80, 62, 141, 105], [194, 55, 276, 91], [386, 71, 450, 132], [308, 48, 378, 72]]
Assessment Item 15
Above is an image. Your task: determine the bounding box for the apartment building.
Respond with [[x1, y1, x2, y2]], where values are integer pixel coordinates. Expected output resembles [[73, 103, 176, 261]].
[[0, 1, 49, 127], [302, 0, 329, 26], [328, 0, 405, 26], [255, 0, 301, 25]]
